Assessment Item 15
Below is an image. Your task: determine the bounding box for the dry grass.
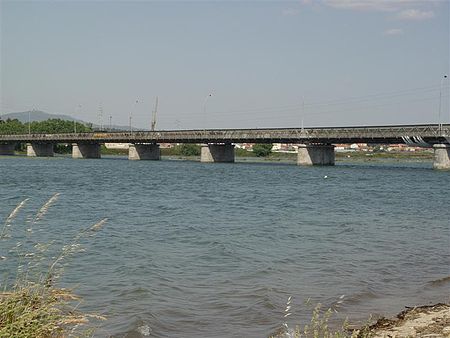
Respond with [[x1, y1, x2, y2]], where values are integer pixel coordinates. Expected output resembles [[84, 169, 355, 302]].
[[271, 297, 373, 338], [0, 196, 106, 337]]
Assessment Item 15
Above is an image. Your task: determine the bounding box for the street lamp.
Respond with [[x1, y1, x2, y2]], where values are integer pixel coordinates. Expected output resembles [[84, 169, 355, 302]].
[[203, 93, 213, 129], [301, 97, 305, 132], [439, 74, 448, 132]]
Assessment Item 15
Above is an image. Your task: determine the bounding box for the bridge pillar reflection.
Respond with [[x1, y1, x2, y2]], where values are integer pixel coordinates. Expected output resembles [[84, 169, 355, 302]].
[[129, 143, 160, 160], [0, 143, 16, 155], [27, 143, 54, 157], [297, 144, 335, 166], [433, 144, 450, 170], [72, 143, 101, 159], [200, 144, 235, 163]]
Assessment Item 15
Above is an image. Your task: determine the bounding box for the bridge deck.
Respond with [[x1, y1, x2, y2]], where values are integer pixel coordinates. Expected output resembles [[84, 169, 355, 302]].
[[0, 124, 449, 146]]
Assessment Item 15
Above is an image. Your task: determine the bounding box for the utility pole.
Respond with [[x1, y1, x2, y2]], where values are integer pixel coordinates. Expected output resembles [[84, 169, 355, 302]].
[[28, 109, 32, 135], [98, 103, 104, 131], [129, 113, 132, 133], [109, 115, 112, 131]]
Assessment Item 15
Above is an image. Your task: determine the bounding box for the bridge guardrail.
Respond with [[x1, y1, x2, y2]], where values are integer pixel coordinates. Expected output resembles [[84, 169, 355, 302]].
[[0, 124, 449, 145]]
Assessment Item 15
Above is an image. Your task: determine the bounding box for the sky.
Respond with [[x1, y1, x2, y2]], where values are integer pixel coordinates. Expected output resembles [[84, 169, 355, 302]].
[[1, 0, 449, 129]]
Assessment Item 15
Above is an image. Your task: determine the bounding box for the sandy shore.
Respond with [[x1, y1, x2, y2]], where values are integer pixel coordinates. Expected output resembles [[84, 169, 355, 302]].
[[355, 303, 450, 338]]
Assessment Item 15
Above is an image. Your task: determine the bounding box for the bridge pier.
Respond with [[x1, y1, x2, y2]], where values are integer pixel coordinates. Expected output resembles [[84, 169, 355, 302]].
[[72, 143, 101, 159], [129, 143, 160, 160], [0, 143, 16, 155], [297, 144, 335, 166], [27, 143, 54, 157], [201, 144, 235, 163], [433, 144, 450, 170]]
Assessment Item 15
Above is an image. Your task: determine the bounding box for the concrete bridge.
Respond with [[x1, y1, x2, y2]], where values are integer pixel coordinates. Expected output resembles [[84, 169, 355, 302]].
[[1, 124, 449, 169]]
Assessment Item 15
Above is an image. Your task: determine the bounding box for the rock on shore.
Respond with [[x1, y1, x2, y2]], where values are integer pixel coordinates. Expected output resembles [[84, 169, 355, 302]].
[[360, 303, 450, 338]]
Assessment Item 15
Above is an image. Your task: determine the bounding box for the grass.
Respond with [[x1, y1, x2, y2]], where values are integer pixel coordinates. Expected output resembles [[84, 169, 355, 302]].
[[0, 195, 106, 337], [271, 297, 373, 338]]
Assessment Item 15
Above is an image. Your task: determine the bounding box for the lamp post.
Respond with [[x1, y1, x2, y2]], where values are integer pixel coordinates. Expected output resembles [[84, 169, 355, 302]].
[[109, 115, 112, 131], [301, 97, 305, 133], [203, 93, 213, 130], [439, 74, 448, 133]]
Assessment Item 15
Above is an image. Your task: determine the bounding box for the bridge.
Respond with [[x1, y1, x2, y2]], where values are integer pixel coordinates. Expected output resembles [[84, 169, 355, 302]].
[[1, 124, 449, 169]]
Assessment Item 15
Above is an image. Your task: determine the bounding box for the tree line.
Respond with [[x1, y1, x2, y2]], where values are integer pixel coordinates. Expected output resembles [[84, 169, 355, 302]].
[[0, 118, 92, 135], [0, 118, 273, 157]]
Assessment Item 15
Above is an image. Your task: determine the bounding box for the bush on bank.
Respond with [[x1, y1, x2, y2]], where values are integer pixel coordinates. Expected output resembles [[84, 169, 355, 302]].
[[253, 143, 273, 157], [0, 196, 105, 337]]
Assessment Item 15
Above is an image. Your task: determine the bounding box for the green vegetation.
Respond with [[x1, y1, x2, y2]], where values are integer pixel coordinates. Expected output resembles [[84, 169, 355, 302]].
[[100, 145, 128, 155], [336, 150, 433, 161], [0, 195, 105, 337], [271, 298, 372, 338], [178, 144, 201, 156], [0, 118, 92, 135], [161, 144, 201, 157], [235, 147, 255, 157], [252, 143, 273, 157]]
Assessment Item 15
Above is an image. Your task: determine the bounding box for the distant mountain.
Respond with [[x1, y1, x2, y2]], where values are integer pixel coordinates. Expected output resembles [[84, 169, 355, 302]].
[[1, 110, 83, 123], [0, 110, 131, 131]]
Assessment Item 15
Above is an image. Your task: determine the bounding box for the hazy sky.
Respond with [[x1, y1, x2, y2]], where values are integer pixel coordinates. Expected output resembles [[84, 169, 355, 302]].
[[1, 0, 449, 129]]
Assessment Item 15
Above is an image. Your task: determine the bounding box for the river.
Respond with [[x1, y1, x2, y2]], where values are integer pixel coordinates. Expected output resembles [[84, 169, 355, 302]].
[[0, 156, 449, 337]]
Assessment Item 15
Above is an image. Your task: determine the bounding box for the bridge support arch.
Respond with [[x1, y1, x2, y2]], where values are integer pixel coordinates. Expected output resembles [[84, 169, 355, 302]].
[[129, 143, 160, 160], [72, 143, 101, 159], [201, 144, 235, 163], [297, 144, 335, 166], [433, 144, 450, 170], [0, 143, 16, 156], [27, 143, 54, 157]]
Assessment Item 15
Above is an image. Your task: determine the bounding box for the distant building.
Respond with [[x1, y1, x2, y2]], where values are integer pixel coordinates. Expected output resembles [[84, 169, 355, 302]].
[[104, 143, 130, 149]]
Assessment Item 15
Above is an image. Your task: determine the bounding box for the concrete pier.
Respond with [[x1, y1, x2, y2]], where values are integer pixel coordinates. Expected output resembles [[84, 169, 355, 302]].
[[72, 143, 101, 159], [200, 144, 235, 163], [27, 143, 54, 157], [433, 144, 450, 170], [297, 144, 335, 166], [0, 143, 16, 155], [129, 143, 160, 160]]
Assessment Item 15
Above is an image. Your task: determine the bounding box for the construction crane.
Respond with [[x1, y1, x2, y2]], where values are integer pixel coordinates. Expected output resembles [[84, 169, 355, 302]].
[[151, 96, 158, 131]]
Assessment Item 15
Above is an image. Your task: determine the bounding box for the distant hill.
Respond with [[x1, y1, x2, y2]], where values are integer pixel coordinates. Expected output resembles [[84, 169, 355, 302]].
[[1, 110, 131, 130], [1, 111, 83, 123]]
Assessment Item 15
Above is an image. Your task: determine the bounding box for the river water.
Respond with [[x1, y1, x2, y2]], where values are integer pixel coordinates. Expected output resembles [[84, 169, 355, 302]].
[[0, 156, 449, 337]]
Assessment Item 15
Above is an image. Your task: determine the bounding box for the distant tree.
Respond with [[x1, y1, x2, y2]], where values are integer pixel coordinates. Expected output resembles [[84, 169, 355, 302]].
[[179, 144, 201, 156], [252, 143, 273, 157], [0, 118, 92, 135], [0, 119, 26, 134]]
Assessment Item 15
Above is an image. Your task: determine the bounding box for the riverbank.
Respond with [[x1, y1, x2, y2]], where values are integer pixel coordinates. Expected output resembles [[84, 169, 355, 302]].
[[12, 147, 434, 163], [271, 303, 450, 338], [355, 303, 450, 338]]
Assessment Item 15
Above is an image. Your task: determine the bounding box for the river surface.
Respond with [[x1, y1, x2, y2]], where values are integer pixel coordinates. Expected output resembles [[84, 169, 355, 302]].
[[1, 156, 449, 337]]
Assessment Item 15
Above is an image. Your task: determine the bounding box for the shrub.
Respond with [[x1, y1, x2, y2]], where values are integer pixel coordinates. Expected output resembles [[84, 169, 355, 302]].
[[0, 195, 106, 337], [253, 143, 273, 157]]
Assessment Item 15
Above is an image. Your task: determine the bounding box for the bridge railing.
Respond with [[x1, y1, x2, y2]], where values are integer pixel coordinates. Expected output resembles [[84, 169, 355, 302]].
[[0, 124, 449, 145]]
